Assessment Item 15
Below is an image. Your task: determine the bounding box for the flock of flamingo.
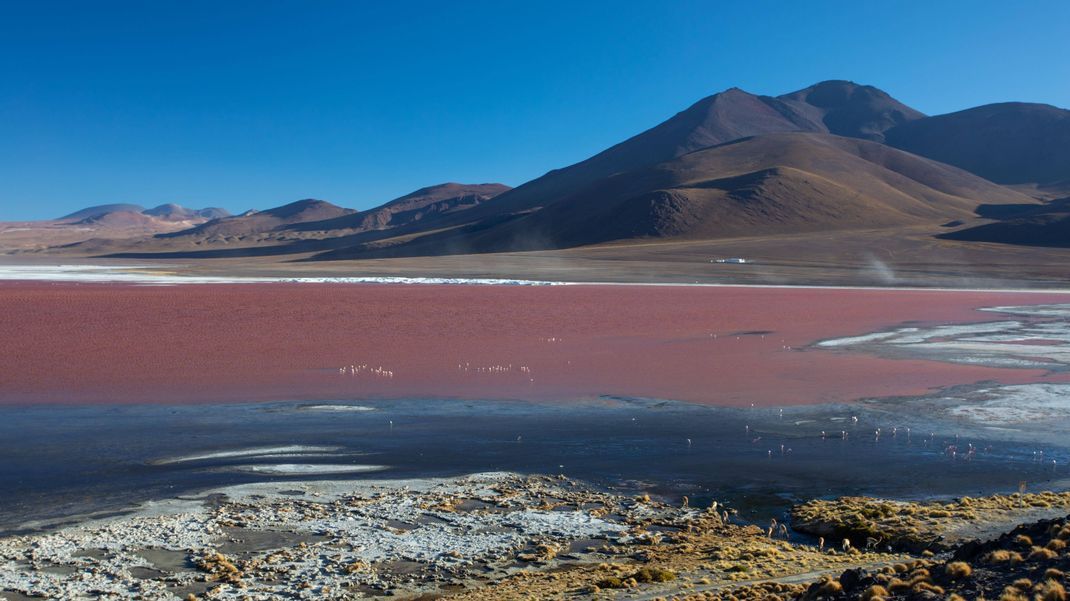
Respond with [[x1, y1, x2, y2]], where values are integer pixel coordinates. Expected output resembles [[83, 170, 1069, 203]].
[[337, 364, 395, 378]]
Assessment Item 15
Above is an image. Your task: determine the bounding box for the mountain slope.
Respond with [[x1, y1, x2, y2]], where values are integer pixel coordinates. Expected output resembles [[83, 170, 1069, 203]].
[[940, 211, 1070, 247], [287, 183, 509, 234], [143, 204, 231, 221], [885, 102, 1070, 185], [157, 199, 354, 240], [777, 80, 925, 141], [312, 133, 1034, 258], [59, 204, 146, 222], [59, 184, 511, 257], [429, 81, 925, 230]]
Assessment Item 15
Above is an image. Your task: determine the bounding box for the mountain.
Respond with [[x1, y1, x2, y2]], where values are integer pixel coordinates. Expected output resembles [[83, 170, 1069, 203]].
[[57, 203, 230, 224], [885, 102, 1070, 185], [143, 204, 231, 221], [286, 183, 510, 234], [777, 80, 925, 141], [445, 80, 925, 226], [940, 210, 1070, 247], [157, 199, 354, 240], [36, 80, 1070, 260], [59, 204, 146, 222], [312, 132, 1032, 258]]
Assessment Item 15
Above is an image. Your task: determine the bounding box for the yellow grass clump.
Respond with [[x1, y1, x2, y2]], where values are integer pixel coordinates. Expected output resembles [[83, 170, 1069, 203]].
[[1036, 579, 1068, 601], [945, 561, 973, 579], [861, 584, 888, 600]]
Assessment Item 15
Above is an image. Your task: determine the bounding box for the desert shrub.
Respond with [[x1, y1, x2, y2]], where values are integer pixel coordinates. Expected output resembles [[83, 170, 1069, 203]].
[[1037, 579, 1068, 601], [1015, 534, 1034, 547], [1031, 546, 1059, 560], [985, 549, 1024, 564], [1047, 539, 1068, 551], [814, 577, 842, 596], [1045, 568, 1066, 580], [596, 576, 625, 589], [912, 581, 944, 595], [945, 561, 972, 579], [1012, 578, 1033, 589], [888, 578, 911, 592], [999, 587, 1028, 601], [861, 585, 888, 600], [632, 567, 676, 583]]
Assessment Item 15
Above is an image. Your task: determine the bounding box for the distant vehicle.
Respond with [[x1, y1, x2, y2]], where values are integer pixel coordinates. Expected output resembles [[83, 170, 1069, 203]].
[[712, 258, 748, 264]]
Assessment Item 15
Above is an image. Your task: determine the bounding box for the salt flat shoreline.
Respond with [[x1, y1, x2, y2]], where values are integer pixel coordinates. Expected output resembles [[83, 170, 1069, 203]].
[[3, 262, 1070, 292]]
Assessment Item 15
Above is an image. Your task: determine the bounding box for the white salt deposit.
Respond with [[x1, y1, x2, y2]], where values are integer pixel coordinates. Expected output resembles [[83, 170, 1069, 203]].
[[230, 464, 389, 475], [152, 445, 343, 465], [942, 383, 1070, 426]]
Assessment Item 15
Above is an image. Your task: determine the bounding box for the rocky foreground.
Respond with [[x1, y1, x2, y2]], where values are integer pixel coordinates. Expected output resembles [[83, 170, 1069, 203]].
[[1, 474, 1068, 600]]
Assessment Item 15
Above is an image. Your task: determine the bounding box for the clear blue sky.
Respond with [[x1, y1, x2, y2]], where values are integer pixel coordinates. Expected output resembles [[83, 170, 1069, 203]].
[[2, 0, 1068, 220]]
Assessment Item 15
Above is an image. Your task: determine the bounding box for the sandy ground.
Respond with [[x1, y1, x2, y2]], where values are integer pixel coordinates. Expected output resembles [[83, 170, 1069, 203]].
[[9, 225, 1070, 288], [1, 282, 1067, 406]]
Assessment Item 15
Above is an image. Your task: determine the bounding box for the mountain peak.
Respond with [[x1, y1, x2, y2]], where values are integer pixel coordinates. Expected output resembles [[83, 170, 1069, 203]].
[[262, 199, 349, 219], [59, 203, 145, 221], [778, 80, 924, 141]]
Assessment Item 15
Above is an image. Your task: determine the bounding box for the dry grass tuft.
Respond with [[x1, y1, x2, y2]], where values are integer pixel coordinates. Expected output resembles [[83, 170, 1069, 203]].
[[1030, 546, 1059, 561], [1037, 579, 1068, 601], [985, 549, 1024, 564], [814, 576, 842, 596], [861, 584, 888, 600], [945, 561, 973, 579], [1000, 586, 1029, 601]]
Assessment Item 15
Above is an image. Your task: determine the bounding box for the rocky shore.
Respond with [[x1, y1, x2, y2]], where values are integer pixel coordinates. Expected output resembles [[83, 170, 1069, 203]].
[[1, 473, 1067, 600]]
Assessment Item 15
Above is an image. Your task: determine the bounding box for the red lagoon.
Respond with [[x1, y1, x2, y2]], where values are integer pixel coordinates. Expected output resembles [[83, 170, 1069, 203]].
[[0, 282, 1066, 406]]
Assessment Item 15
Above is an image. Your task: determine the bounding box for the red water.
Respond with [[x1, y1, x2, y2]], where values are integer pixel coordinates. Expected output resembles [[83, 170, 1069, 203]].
[[1, 282, 1066, 405]]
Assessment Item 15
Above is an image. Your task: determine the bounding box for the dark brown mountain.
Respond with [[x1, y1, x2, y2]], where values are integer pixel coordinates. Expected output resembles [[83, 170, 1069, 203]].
[[157, 199, 354, 240], [777, 80, 925, 141], [313, 132, 1034, 258], [940, 211, 1070, 247], [61, 184, 510, 257], [885, 102, 1070, 185], [143, 203, 231, 221], [286, 183, 509, 234], [465, 80, 923, 222], [46, 80, 1070, 260], [938, 196, 1070, 247]]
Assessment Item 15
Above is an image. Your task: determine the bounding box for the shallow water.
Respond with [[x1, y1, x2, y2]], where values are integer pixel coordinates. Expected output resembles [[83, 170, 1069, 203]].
[[1, 396, 1067, 535]]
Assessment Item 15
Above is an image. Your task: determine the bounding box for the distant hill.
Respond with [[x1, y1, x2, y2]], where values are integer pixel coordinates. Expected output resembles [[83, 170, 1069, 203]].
[[59, 204, 146, 222], [157, 199, 355, 240], [57, 203, 230, 224], [885, 102, 1070, 185], [143, 204, 231, 221], [940, 211, 1070, 247], [287, 183, 510, 234], [61, 184, 511, 257], [313, 132, 1032, 258]]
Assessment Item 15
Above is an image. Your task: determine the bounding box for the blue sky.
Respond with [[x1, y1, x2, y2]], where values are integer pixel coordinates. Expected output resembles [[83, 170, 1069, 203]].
[[1, 0, 1068, 220]]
